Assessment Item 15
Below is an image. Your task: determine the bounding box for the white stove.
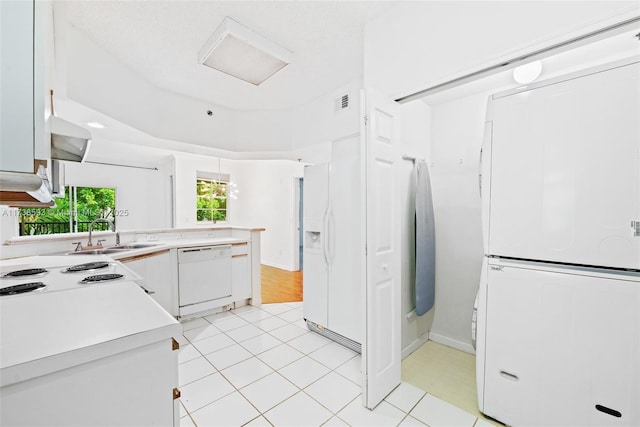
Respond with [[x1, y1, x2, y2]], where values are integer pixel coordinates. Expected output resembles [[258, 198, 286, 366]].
[[0, 255, 142, 297]]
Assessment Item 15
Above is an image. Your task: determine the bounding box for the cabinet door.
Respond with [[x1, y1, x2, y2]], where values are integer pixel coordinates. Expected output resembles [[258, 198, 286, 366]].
[[488, 61, 640, 269], [145, 250, 178, 317], [0, 0, 35, 173], [232, 254, 250, 301], [0, 340, 177, 426], [123, 251, 178, 317], [123, 258, 146, 286]]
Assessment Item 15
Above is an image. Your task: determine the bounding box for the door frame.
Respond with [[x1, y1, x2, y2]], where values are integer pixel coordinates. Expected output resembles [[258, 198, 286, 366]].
[[293, 176, 304, 271]]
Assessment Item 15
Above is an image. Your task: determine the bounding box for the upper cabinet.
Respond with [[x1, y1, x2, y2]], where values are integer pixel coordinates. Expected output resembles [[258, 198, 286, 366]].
[[0, 0, 50, 174], [0, 0, 36, 173]]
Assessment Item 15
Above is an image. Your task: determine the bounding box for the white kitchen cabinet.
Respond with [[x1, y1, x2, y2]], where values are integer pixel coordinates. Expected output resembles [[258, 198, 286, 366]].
[[232, 242, 251, 301], [121, 249, 179, 317], [0, 282, 182, 426], [0, 0, 35, 173], [482, 263, 640, 426], [0, 0, 49, 174], [1, 339, 179, 426]]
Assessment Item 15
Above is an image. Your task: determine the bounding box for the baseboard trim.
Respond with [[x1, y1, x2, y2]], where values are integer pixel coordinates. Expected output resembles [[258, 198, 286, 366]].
[[261, 261, 295, 271], [402, 332, 430, 360], [429, 332, 476, 355]]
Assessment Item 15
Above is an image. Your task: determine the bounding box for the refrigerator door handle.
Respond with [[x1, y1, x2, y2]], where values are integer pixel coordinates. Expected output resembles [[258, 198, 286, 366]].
[[327, 207, 336, 264], [478, 147, 483, 198], [322, 206, 331, 266]]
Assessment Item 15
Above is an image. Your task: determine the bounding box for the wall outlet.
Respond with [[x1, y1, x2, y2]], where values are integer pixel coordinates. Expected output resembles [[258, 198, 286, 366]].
[[147, 234, 159, 241]]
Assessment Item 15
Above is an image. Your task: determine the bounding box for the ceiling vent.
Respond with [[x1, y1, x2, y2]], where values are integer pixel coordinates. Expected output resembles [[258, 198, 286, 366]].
[[198, 17, 294, 86], [335, 93, 350, 112]]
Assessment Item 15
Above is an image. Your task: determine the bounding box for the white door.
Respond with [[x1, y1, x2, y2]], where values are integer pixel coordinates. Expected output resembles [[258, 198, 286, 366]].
[[488, 59, 640, 269], [302, 164, 329, 327], [327, 135, 362, 343], [361, 89, 401, 409]]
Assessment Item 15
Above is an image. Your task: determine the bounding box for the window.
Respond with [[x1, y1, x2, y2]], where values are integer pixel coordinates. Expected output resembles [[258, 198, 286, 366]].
[[196, 178, 227, 222], [18, 186, 116, 236]]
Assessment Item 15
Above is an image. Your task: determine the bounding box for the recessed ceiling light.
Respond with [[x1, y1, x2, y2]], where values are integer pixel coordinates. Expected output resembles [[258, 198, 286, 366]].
[[198, 17, 294, 86], [513, 61, 543, 85], [86, 122, 105, 129]]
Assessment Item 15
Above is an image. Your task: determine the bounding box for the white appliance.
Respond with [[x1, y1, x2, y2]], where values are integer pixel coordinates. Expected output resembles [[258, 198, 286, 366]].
[[0, 255, 180, 426], [303, 136, 362, 352], [178, 245, 232, 317], [0, 255, 143, 296], [476, 56, 640, 426]]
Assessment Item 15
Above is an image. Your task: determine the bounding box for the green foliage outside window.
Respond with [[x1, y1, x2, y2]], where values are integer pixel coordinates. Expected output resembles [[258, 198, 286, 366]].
[[196, 179, 227, 222], [18, 187, 116, 235]]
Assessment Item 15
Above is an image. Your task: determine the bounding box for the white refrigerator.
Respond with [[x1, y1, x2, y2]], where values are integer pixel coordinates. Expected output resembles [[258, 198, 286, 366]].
[[303, 136, 363, 351], [476, 56, 640, 426]]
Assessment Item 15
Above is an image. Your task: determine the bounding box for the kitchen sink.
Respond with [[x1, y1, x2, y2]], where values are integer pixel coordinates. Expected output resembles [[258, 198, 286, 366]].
[[111, 243, 161, 250], [67, 243, 161, 255], [67, 247, 130, 255]]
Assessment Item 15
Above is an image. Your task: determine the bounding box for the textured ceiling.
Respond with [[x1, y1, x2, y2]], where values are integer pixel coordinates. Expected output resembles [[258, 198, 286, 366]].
[[56, 0, 393, 111]]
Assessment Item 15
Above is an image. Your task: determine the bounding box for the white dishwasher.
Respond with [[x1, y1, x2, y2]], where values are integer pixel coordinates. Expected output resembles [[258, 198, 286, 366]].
[[178, 245, 232, 317]]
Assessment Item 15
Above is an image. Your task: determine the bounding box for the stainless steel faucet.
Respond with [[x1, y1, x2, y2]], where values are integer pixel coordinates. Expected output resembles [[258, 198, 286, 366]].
[[87, 218, 115, 247]]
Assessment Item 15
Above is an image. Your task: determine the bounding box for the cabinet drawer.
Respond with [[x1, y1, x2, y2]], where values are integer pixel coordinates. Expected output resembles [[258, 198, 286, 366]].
[[231, 242, 249, 256]]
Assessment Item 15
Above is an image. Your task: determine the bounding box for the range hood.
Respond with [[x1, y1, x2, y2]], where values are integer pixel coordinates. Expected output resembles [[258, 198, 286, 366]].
[[50, 115, 92, 162], [0, 164, 56, 207], [0, 117, 91, 207]]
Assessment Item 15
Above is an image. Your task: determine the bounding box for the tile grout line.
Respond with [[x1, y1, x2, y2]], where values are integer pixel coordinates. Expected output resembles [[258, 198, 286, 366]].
[[179, 302, 373, 426], [179, 304, 305, 422]]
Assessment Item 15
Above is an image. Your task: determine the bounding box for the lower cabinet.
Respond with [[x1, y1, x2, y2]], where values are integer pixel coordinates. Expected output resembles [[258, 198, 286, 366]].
[[1, 339, 180, 426], [122, 249, 179, 317], [482, 263, 640, 426], [122, 242, 253, 318], [232, 242, 251, 301]]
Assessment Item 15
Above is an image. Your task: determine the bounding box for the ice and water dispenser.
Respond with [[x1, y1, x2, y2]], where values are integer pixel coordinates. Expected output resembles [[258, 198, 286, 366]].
[[304, 220, 322, 252]]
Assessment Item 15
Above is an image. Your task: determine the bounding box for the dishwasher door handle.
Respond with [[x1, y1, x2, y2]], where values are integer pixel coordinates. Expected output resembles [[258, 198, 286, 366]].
[[182, 248, 212, 253]]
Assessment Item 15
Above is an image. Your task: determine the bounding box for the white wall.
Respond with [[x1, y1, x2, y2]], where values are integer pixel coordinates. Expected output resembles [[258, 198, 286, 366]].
[[172, 153, 237, 227], [426, 94, 489, 352], [290, 80, 362, 152], [232, 160, 305, 270], [63, 154, 172, 232], [172, 153, 305, 270], [1, 140, 171, 242], [364, 0, 639, 354], [364, 1, 638, 99], [397, 101, 433, 357]]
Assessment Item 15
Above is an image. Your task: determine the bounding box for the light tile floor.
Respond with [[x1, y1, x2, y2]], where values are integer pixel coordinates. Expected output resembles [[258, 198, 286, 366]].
[[178, 302, 487, 426]]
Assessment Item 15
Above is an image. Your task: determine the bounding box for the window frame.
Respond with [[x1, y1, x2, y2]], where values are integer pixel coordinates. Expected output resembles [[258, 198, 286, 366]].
[[17, 185, 117, 236], [196, 172, 230, 223]]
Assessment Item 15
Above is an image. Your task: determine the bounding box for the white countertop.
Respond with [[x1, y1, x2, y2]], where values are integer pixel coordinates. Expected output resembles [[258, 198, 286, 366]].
[[17, 237, 250, 261], [0, 282, 181, 387], [101, 237, 248, 260], [0, 234, 253, 388], [0, 254, 113, 274]]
